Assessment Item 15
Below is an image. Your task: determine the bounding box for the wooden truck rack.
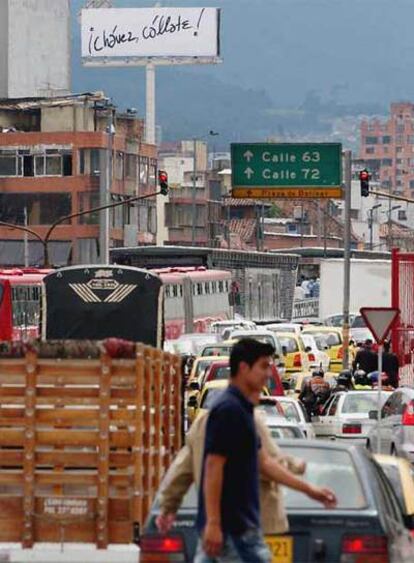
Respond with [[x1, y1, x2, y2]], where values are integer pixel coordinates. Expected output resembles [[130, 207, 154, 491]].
[[0, 342, 182, 549]]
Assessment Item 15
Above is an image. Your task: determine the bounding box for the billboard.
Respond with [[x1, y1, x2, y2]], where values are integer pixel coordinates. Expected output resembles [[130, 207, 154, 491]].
[[81, 7, 220, 59]]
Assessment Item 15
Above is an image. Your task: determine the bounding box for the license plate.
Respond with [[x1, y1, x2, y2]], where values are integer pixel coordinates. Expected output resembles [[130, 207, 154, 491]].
[[265, 536, 293, 563]]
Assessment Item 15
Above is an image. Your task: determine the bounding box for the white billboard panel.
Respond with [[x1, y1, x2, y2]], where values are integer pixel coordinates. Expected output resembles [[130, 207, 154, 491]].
[[81, 8, 220, 59]]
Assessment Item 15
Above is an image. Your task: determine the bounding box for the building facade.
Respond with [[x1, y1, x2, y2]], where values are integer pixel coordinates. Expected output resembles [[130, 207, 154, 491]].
[[0, 93, 157, 266], [360, 102, 414, 198]]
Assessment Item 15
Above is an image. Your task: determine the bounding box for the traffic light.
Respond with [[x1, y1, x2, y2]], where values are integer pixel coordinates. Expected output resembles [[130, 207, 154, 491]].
[[158, 170, 168, 195], [359, 169, 370, 197]]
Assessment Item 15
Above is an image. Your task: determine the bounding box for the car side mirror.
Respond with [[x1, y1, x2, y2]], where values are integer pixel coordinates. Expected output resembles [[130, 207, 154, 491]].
[[187, 396, 198, 408], [369, 410, 378, 420], [188, 381, 200, 391], [305, 346, 312, 353]]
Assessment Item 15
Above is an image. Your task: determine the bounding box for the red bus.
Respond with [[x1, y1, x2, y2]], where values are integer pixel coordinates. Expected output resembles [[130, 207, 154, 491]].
[[0, 269, 50, 341]]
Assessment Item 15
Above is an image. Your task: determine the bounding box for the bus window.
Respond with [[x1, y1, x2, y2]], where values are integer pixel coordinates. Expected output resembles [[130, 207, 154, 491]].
[[11, 285, 41, 329]]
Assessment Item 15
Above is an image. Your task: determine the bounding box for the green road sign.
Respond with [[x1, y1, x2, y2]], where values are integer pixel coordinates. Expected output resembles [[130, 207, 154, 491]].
[[231, 142, 342, 199]]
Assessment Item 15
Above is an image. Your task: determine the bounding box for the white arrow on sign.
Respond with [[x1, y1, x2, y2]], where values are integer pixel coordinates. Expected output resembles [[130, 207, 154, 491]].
[[359, 307, 400, 345], [243, 150, 254, 162], [244, 167, 254, 179]]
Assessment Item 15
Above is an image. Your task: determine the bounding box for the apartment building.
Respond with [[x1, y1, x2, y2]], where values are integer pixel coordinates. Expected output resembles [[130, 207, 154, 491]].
[[0, 93, 157, 266], [360, 102, 414, 197]]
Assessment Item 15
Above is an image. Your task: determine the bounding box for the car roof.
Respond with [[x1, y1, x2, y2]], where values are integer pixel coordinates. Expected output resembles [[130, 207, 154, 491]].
[[303, 326, 342, 334], [277, 332, 300, 340], [206, 360, 229, 369], [374, 454, 414, 515], [195, 355, 228, 364], [202, 379, 230, 390]]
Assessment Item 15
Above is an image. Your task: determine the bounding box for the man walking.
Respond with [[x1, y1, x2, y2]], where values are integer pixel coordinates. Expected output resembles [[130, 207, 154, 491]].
[[382, 341, 399, 388], [196, 339, 336, 562], [352, 339, 378, 374]]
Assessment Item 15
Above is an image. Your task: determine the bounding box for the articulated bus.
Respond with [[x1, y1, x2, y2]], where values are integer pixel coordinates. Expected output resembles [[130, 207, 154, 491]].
[[0, 266, 232, 343]]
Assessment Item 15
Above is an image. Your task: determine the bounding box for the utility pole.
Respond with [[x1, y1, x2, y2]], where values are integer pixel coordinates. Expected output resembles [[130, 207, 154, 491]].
[[342, 150, 352, 369], [23, 206, 29, 267], [100, 106, 113, 264], [191, 138, 197, 246]]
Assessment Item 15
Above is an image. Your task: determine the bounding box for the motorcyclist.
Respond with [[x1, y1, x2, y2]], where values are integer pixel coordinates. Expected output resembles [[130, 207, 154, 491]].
[[353, 369, 372, 390], [332, 370, 353, 393], [299, 368, 331, 417]]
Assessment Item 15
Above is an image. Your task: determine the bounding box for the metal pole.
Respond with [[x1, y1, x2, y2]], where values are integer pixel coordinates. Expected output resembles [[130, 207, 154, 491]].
[[342, 150, 352, 369], [300, 203, 304, 248], [100, 107, 113, 264], [23, 206, 29, 267], [261, 202, 265, 251], [369, 209, 373, 251], [377, 343, 383, 454], [191, 138, 197, 246]]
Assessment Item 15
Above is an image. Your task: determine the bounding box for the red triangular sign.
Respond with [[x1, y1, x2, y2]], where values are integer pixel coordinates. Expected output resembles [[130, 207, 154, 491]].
[[360, 307, 400, 345]]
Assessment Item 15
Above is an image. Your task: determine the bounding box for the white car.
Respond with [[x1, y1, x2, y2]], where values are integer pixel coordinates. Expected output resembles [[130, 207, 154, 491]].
[[312, 390, 392, 445], [257, 400, 306, 440], [299, 333, 330, 372]]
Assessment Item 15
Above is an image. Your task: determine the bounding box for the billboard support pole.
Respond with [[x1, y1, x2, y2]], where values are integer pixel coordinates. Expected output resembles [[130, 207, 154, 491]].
[[342, 150, 352, 369]]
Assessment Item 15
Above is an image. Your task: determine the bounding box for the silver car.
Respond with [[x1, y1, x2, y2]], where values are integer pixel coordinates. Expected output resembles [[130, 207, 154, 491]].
[[366, 387, 414, 461], [257, 401, 305, 440], [312, 390, 391, 445], [261, 396, 316, 439]]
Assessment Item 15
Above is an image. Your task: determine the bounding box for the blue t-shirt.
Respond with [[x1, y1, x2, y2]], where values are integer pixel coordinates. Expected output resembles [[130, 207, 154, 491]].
[[196, 385, 261, 535]]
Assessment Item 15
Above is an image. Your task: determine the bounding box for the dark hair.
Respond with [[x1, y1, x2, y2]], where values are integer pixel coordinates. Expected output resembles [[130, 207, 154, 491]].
[[230, 338, 275, 377], [383, 341, 390, 352]]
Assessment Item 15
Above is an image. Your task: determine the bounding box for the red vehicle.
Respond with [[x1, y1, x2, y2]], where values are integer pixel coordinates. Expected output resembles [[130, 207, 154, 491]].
[[0, 268, 50, 341], [203, 360, 284, 396]]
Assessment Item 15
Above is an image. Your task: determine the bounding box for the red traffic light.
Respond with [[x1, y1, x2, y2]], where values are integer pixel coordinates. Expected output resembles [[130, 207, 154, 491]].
[[359, 170, 369, 181], [158, 171, 168, 183]]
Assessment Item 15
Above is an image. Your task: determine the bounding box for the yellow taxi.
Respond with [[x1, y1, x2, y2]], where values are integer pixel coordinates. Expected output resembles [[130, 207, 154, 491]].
[[301, 327, 355, 372], [188, 355, 229, 382], [189, 379, 270, 423], [374, 454, 414, 536], [277, 332, 310, 378]]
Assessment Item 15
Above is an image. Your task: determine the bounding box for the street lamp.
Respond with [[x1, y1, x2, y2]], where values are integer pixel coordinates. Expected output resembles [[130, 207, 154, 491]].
[[367, 203, 382, 250], [191, 130, 219, 246]]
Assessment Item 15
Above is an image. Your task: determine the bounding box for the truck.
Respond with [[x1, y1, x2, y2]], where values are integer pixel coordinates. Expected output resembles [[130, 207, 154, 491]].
[[0, 339, 182, 562], [318, 259, 391, 321], [293, 259, 391, 323]]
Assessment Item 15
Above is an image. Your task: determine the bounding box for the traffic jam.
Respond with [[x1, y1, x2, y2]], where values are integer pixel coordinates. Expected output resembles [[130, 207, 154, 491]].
[[141, 314, 414, 563]]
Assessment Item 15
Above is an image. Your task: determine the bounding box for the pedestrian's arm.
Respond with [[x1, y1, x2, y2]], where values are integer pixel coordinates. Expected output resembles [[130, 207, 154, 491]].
[[158, 445, 194, 515], [258, 449, 336, 507], [203, 453, 226, 526]]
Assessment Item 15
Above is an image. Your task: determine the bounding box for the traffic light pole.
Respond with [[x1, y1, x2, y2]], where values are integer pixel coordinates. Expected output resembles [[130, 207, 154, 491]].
[[343, 150, 352, 369]]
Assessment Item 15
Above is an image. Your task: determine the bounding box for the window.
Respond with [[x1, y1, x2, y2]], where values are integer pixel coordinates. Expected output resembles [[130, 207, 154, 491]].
[[78, 192, 100, 224], [409, 180, 414, 189], [328, 394, 341, 416], [366, 147, 375, 154], [0, 193, 71, 225], [115, 152, 124, 180], [408, 136, 414, 144], [382, 136, 391, 144], [149, 160, 157, 189], [397, 146, 403, 153], [33, 151, 72, 177], [383, 180, 392, 188], [0, 152, 18, 176], [396, 158, 403, 164], [140, 157, 149, 185], [125, 154, 137, 179], [398, 209, 407, 221], [365, 136, 378, 144], [382, 159, 393, 166]]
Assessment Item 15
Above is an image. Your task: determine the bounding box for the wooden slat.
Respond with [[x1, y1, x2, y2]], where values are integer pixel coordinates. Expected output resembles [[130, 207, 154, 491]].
[[131, 345, 144, 527], [142, 348, 154, 518], [23, 351, 36, 548], [96, 354, 111, 548]]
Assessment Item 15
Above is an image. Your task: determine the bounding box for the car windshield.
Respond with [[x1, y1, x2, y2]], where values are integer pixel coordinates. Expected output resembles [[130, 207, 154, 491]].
[[202, 346, 231, 357], [195, 360, 214, 379], [352, 316, 367, 328], [269, 426, 303, 439], [342, 393, 385, 414], [308, 331, 341, 346], [282, 447, 367, 509], [278, 401, 301, 422], [279, 336, 299, 353], [326, 315, 344, 327], [200, 388, 225, 410], [213, 366, 231, 380]]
